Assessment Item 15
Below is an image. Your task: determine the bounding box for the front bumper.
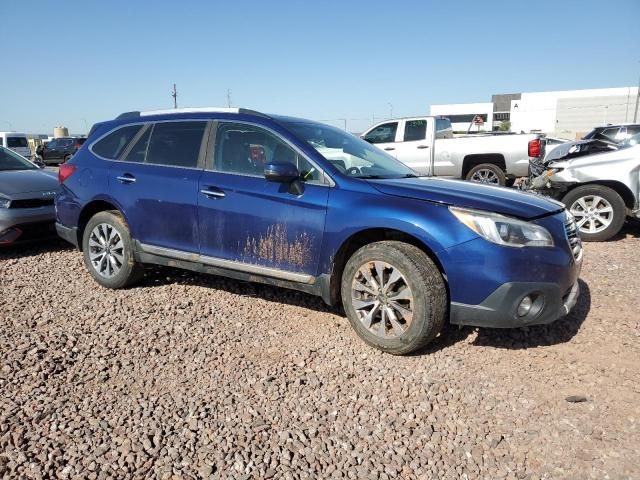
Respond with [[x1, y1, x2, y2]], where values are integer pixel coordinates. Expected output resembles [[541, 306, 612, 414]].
[[450, 280, 580, 328], [0, 205, 56, 244]]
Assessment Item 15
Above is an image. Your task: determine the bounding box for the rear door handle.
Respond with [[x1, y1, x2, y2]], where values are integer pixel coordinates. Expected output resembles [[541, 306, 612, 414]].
[[200, 187, 225, 198], [116, 174, 136, 184], [417, 145, 430, 149], [384, 147, 395, 151]]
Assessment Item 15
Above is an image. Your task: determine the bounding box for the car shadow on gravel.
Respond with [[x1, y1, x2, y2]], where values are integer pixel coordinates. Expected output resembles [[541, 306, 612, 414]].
[[0, 238, 72, 260], [611, 220, 640, 241], [138, 265, 339, 314], [470, 279, 591, 350]]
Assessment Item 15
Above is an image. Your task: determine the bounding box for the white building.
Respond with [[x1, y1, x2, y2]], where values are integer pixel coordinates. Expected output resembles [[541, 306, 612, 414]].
[[431, 87, 639, 138], [430, 102, 494, 132]]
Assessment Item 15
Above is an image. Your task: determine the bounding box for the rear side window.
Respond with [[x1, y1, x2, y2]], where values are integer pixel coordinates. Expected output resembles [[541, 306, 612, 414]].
[[404, 120, 427, 141], [145, 121, 206, 168], [92, 125, 142, 159], [123, 127, 151, 163], [7, 137, 28, 148]]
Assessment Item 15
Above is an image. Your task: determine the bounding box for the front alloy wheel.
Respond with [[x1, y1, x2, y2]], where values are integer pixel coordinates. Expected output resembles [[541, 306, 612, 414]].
[[352, 260, 414, 339], [569, 195, 613, 235], [562, 185, 626, 242], [341, 241, 447, 355]]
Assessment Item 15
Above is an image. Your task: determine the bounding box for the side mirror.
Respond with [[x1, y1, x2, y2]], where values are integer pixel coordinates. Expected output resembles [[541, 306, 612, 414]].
[[264, 162, 299, 183]]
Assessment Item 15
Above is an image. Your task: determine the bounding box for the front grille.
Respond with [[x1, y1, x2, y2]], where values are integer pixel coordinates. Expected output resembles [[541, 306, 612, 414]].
[[9, 198, 54, 209], [565, 214, 582, 261]]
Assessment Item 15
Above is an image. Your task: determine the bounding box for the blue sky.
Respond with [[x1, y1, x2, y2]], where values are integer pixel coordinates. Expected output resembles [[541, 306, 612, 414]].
[[2, 0, 638, 134]]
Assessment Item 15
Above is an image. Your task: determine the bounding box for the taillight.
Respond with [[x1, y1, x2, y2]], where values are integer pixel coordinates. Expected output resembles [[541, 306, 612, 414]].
[[58, 164, 77, 184], [528, 139, 541, 158]]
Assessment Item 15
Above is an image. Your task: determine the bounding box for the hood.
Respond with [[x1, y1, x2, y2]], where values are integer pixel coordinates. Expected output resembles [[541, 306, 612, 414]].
[[545, 138, 618, 163], [368, 177, 564, 219], [0, 169, 60, 196]]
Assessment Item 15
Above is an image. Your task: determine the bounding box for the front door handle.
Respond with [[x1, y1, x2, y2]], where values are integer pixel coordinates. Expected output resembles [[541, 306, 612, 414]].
[[384, 147, 395, 151], [116, 174, 136, 184], [200, 188, 225, 198], [417, 145, 430, 149]]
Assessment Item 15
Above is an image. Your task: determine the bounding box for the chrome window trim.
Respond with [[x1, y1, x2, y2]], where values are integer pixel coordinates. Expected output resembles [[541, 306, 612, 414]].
[[138, 242, 315, 284], [209, 119, 335, 187], [89, 119, 210, 168]]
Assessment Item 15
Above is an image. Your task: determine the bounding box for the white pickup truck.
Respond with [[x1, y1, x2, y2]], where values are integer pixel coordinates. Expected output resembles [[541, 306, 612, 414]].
[[360, 117, 545, 185]]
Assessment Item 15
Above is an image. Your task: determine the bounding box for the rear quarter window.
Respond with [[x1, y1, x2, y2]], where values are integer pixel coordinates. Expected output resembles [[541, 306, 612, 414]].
[[92, 125, 143, 159]]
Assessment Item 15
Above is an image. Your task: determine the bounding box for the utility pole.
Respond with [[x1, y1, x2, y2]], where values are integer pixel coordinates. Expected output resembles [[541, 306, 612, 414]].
[[227, 89, 233, 108], [171, 83, 178, 109], [388, 103, 393, 119]]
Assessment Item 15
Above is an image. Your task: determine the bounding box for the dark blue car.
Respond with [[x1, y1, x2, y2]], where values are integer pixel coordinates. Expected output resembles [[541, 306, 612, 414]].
[[55, 108, 582, 354]]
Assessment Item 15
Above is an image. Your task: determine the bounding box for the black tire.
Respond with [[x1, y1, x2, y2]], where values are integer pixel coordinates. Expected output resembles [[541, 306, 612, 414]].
[[82, 210, 144, 288], [562, 185, 626, 242], [465, 163, 506, 186], [62, 154, 72, 163], [341, 241, 447, 355]]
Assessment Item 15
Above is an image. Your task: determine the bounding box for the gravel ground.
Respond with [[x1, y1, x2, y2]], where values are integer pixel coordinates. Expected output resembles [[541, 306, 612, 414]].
[[1, 223, 639, 479]]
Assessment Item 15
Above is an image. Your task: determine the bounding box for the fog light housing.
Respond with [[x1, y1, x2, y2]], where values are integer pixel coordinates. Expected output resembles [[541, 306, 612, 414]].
[[517, 296, 533, 317], [0, 227, 22, 245]]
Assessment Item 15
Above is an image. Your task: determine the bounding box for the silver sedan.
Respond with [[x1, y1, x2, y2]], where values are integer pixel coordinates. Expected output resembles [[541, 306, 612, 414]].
[[0, 146, 60, 245]]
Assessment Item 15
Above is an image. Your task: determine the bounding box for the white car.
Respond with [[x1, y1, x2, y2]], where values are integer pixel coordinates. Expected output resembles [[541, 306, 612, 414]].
[[530, 133, 640, 241], [0, 132, 31, 160]]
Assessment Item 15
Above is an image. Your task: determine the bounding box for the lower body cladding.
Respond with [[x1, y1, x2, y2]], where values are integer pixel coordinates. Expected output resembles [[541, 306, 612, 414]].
[[0, 206, 56, 245]]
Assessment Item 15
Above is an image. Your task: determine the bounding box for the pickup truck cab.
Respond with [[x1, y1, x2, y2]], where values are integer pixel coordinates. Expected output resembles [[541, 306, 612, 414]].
[[361, 117, 544, 186], [55, 108, 581, 355]]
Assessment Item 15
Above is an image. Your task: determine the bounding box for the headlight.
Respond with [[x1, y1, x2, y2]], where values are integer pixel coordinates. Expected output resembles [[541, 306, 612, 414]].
[[450, 207, 554, 247], [0, 197, 10, 208]]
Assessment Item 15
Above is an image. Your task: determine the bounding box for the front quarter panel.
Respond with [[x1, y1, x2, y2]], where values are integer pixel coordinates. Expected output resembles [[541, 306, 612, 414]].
[[319, 186, 479, 275]]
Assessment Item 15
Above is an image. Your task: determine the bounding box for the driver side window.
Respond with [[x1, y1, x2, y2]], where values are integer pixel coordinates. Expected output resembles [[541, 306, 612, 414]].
[[213, 123, 324, 184], [363, 122, 398, 144]]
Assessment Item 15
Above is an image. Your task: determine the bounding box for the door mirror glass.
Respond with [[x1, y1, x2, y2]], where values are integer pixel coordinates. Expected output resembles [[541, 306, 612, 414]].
[[264, 162, 299, 182]]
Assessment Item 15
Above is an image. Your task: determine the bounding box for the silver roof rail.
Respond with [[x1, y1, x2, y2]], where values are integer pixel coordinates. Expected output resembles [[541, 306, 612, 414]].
[[115, 107, 269, 120]]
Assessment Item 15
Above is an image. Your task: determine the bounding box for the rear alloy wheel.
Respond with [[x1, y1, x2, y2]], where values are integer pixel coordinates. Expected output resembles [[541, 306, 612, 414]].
[[466, 163, 506, 186], [563, 185, 626, 242], [82, 210, 144, 288], [341, 241, 447, 355]]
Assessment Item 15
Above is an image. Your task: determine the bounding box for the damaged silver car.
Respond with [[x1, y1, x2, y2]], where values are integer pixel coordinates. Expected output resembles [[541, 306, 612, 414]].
[[528, 133, 640, 241]]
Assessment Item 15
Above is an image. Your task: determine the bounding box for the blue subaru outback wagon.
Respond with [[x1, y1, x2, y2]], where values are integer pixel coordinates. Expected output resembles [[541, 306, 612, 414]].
[[55, 108, 582, 354]]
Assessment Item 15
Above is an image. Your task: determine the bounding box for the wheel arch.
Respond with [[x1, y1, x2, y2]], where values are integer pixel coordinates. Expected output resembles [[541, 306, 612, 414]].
[[76, 198, 127, 250], [461, 153, 506, 178], [326, 228, 449, 306]]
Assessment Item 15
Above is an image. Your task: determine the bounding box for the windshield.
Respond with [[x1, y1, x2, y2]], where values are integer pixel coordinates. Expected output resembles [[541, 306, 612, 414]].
[[282, 120, 417, 179], [0, 147, 37, 171]]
